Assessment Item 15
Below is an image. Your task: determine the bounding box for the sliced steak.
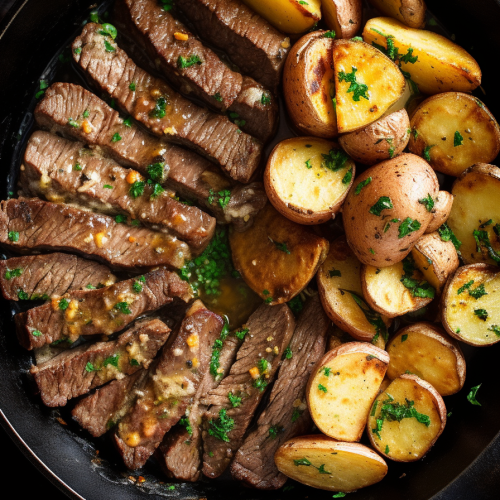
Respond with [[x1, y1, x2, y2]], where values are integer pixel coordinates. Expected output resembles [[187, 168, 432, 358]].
[[113, 302, 224, 469], [114, 0, 277, 143], [30, 318, 171, 407], [201, 303, 295, 478], [15, 267, 192, 350], [22, 131, 215, 253], [0, 198, 190, 270], [72, 23, 262, 183], [35, 83, 267, 229], [175, 0, 290, 90], [230, 296, 329, 489], [0, 252, 115, 301]]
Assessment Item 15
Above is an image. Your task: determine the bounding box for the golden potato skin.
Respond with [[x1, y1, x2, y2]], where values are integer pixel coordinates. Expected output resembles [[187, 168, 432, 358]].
[[367, 0, 426, 28], [322, 0, 363, 39], [339, 109, 411, 165], [425, 191, 453, 234], [343, 153, 439, 267]]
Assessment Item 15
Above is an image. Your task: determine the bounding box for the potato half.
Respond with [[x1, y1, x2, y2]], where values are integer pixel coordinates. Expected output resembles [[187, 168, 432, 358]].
[[447, 163, 500, 266], [367, 374, 447, 462], [275, 436, 388, 492], [332, 38, 406, 133], [328, 323, 387, 351], [363, 17, 481, 95], [339, 109, 410, 165], [317, 236, 392, 343], [386, 323, 466, 396], [425, 191, 453, 234], [230, 204, 329, 305], [307, 342, 389, 441], [409, 93, 500, 177], [322, 0, 362, 39], [442, 263, 500, 346], [367, 0, 426, 29], [283, 31, 337, 138], [265, 137, 355, 224], [343, 153, 439, 267]]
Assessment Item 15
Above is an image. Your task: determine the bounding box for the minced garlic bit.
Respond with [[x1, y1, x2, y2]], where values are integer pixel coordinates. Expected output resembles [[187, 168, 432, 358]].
[[129, 236, 136, 243], [126, 170, 142, 184], [174, 32, 189, 41], [163, 126, 177, 135], [124, 432, 141, 447], [150, 88, 162, 98], [94, 231, 107, 248], [281, 37, 291, 49], [293, 398, 302, 408], [65, 299, 79, 320], [266, 336, 274, 342], [249, 366, 260, 379], [273, 346, 279, 355], [186, 333, 199, 348], [192, 357, 199, 368], [265, 347, 272, 353], [82, 119, 92, 134]]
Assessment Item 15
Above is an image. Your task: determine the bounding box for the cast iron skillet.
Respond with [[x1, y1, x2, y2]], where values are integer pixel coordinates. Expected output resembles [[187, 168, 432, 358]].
[[1, 1, 500, 498]]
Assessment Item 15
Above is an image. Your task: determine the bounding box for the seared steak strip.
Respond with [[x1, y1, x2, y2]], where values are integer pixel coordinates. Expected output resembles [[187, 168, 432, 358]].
[[35, 83, 267, 229], [0, 252, 115, 301], [113, 302, 224, 469], [0, 198, 190, 270], [15, 267, 192, 350], [30, 318, 171, 407], [201, 303, 295, 478], [22, 131, 215, 253], [230, 296, 329, 489], [72, 23, 262, 183], [175, 0, 290, 90], [114, 0, 277, 143]]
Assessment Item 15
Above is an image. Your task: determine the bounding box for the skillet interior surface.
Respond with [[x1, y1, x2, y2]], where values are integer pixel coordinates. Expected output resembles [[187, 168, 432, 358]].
[[1, 0, 500, 498]]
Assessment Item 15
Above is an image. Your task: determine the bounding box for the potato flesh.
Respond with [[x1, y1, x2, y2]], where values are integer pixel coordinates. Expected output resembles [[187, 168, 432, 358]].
[[387, 331, 462, 396], [363, 18, 481, 95], [368, 378, 443, 461], [409, 94, 500, 177]]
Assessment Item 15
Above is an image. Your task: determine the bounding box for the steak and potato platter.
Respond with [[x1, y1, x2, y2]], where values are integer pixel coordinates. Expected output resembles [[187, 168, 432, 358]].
[[3, 0, 500, 495]]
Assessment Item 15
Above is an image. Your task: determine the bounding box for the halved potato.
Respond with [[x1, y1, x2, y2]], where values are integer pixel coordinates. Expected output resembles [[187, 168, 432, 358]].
[[283, 31, 337, 138], [339, 109, 410, 165], [328, 323, 386, 351], [409, 93, 500, 177], [363, 17, 481, 95], [367, 0, 426, 29], [317, 236, 392, 343], [442, 263, 500, 346], [264, 137, 355, 224], [447, 163, 500, 265], [230, 204, 329, 305], [367, 374, 447, 462], [307, 342, 389, 442], [332, 38, 407, 133], [275, 436, 388, 492], [361, 258, 434, 318], [411, 232, 459, 294], [241, 0, 321, 34], [322, 0, 362, 39], [425, 191, 453, 234], [386, 323, 466, 396]]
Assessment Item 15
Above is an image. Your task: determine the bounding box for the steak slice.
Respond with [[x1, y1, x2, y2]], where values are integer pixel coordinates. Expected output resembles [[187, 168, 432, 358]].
[[230, 296, 329, 489], [0, 252, 115, 301], [113, 302, 224, 469], [0, 198, 190, 270], [175, 0, 290, 90], [114, 0, 277, 143], [201, 303, 295, 478], [72, 23, 262, 183], [35, 83, 267, 230], [15, 267, 192, 350], [30, 318, 171, 407], [22, 131, 215, 253]]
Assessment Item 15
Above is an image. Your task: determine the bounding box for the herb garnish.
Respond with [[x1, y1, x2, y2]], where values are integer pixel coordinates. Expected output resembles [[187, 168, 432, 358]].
[[474, 309, 488, 321], [114, 302, 131, 314], [111, 133, 121, 142], [423, 145, 435, 162], [103, 354, 119, 368], [104, 40, 115, 52], [179, 415, 193, 436], [473, 229, 500, 265], [338, 67, 369, 101], [210, 318, 230, 378], [228, 392, 242, 408], [329, 268, 341, 277], [293, 458, 331, 474], [342, 167, 353, 185], [355, 177, 372, 195], [321, 148, 350, 172], [454, 131, 464, 147], [398, 217, 421, 238], [467, 384, 482, 406], [269, 425, 284, 439], [177, 54, 202, 69], [269, 237, 291, 254], [400, 256, 435, 299], [5, 268, 22, 280], [288, 296, 304, 317], [418, 194, 434, 212], [208, 408, 234, 442], [438, 223, 462, 252], [150, 96, 167, 119], [369, 196, 393, 216]]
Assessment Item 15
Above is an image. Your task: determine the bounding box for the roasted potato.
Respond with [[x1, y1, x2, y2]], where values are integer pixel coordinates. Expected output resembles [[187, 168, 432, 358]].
[[343, 153, 439, 267], [386, 323, 466, 396], [409, 93, 500, 177], [275, 436, 388, 492], [442, 263, 500, 346], [447, 163, 500, 266], [317, 236, 392, 343], [411, 232, 459, 294], [230, 204, 329, 305], [307, 342, 389, 441], [425, 191, 453, 234], [328, 323, 386, 350], [332, 38, 407, 133], [264, 137, 355, 224], [283, 31, 337, 138], [241, 0, 321, 34], [322, 0, 362, 39], [367, 0, 426, 29], [339, 109, 410, 165], [367, 374, 447, 462], [363, 17, 481, 95]]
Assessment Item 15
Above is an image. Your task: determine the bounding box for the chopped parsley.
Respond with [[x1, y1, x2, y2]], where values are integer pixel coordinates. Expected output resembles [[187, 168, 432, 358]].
[[423, 145, 435, 162], [114, 214, 127, 224], [269, 425, 284, 439], [129, 181, 145, 199], [282, 345, 293, 360], [4, 268, 22, 280], [488, 325, 500, 337], [73, 163, 82, 171], [123, 116, 133, 127], [385, 445, 390, 454], [454, 131, 464, 147], [58, 298, 70, 310], [114, 302, 131, 314], [257, 358, 269, 374], [318, 384, 328, 393], [111, 133, 121, 142], [369, 196, 393, 216], [18, 290, 29, 300], [213, 92, 222, 102], [150, 183, 165, 199], [179, 416, 193, 436], [32, 330, 42, 337], [418, 194, 434, 212], [288, 296, 304, 317], [208, 189, 231, 209], [104, 40, 115, 52], [130, 358, 140, 366], [474, 309, 488, 321], [293, 458, 331, 475], [338, 66, 369, 101], [383, 218, 399, 233], [329, 268, 341, 277], [228, 392, 242, 408], [398, 217, 421, 239], [438, 223, 462, 252], [147, 162, 165, 182], [235, 328, 249, 341], [177, 54, 202, 69], [103, 354, 120, 368], [469, 283, 487, 300], [85, 362, 100, 372], [291, 408, 303, 422], [323, 30, 336, 39], [160, 0, 174, 11], [355, 177, 372, 195], [269, 237, 291, 254], [103, 184, 113, 189], [342, 167, 353, 185], [150, 97, 167, 119], [400, 256, 435, 299], [7, 231, 19, 242], [332, 494, 346, 499], [132, 280, 143, 293], [208, 408, 234, 442], [467, 384, 481, 406], [305, 159, 312, 169], [401, 334, 408, 342], [321, 148, 349, 172], [261, 93, 271, 105], [322, 367, 331, 377], [473, 229, 500, 265], [129, 82, 136, 91]]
